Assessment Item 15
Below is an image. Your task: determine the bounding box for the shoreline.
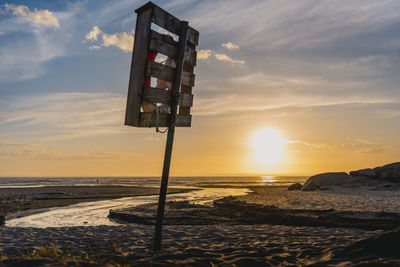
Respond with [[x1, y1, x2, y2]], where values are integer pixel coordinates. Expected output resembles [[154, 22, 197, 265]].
[[0, 185, 194, 218]]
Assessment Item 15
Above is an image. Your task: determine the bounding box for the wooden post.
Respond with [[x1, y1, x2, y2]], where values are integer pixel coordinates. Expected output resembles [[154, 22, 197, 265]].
[[153, 21, 189, 251]]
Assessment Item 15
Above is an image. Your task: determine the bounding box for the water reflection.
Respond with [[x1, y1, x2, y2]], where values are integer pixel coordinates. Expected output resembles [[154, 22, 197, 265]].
[[262, 176, 277, 183], [6, 188, 249, 228]]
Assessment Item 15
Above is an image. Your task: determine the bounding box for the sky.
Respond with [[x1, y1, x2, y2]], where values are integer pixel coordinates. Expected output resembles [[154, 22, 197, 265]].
[[0, 0, 399, 177]]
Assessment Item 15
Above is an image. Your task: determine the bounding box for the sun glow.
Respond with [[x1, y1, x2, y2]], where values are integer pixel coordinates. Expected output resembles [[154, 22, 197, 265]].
[[251, 128, 286, 165]]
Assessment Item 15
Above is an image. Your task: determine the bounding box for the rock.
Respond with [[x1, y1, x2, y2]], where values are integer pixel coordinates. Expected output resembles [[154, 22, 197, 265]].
[[301, 183, 319, 191], [349, 168, 376, 178], [287, 183, 302, 190], [374, 162, 400, 182], [0, 215, 5, 226], [334, 227, 400, 259], [301, 172, 352, 191]]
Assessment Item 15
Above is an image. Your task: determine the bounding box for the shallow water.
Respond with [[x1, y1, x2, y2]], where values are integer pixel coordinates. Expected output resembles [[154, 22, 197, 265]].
[[6, 188, 249, 228]]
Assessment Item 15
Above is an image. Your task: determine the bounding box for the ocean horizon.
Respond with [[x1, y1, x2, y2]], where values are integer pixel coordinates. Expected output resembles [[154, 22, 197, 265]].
[[0, 175, 308, 189]]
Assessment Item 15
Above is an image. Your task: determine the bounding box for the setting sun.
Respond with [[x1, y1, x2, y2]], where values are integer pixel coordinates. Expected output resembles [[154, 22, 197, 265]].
[[251, 128, 286, 165]]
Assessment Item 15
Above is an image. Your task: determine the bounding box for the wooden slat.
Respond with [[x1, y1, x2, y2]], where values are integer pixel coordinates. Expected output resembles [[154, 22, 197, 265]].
[[149, 30, 196, 66], [125, 8, 152, 127], [149, 30, 177, 58], [181, 71, 195, 87], [187, 27, 199, 46], [184, 48, 197, 66], [178, 93, 193, 107], [179, 63, 194, 115], [139, 112, 191, 127], [150, 3, 199, 45], [146, 60, 174, 82], [143, 86, 170, 104], [146, 61, 193, 87], [143, 86, 193, 107]]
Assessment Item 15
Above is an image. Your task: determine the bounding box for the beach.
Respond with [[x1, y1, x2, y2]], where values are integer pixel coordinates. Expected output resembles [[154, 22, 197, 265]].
[[0, 177, 399, 266]]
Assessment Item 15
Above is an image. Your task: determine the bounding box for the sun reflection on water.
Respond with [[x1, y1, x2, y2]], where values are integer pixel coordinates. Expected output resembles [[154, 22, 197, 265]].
[[262, 176, 277, 183]]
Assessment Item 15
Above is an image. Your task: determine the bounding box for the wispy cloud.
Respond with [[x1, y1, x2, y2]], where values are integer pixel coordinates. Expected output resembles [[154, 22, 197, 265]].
[[89, 45, 101, 50], [289, 138, 391, 154], [84, 26, 134, 52], [4, 3, 59, 28], [0, 141, 36, 147], [0, 145, 139, 160], [0, 4, 80, 83], [0, 92, 133, 140], [214, 53, 245, 64], [197, 49, 244, 64], [222, 42, 239, 50]]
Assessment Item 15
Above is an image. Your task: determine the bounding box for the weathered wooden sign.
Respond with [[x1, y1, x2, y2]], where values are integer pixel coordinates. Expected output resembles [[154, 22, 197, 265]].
[[125, 1, 199, 128], [124, 1, 199, 251]]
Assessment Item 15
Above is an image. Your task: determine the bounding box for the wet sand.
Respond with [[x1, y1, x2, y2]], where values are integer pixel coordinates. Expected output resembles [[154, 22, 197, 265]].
[[0, 186, 191, 217]]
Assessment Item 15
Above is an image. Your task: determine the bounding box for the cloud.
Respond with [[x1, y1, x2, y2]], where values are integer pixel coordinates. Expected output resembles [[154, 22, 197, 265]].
[[89, 45, 101, 50], [214, 53, 245, 64], [102, 31, 133, 52], [85, 26, 101, 41], [84, 26, 134, 52], [197, 49, 212, 60], [193, 71, 398, 117], [222, 42, 239, 50], [287, 138, 391, 154], [0, 92, 134, 140], [5, 4, 59, 28], [197, 49, 245, 64], [0, 141, 36, 147], [0, 3, 81, 83], [357, 147, 390, 154], [0, 145, 139, 159]]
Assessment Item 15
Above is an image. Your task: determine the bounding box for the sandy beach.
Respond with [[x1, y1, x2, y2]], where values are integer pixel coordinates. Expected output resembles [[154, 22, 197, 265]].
[[0, 224, 381, 266], [1, 184, 399, 266]]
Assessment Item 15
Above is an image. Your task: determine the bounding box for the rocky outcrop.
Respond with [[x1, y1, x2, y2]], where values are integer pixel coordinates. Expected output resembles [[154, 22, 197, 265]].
[[374, 162, 400, 182], [287, 183, 302, 190], [301, 172, 352, 191], [349, 168, 376, 178], [301, 162, 400, 191]]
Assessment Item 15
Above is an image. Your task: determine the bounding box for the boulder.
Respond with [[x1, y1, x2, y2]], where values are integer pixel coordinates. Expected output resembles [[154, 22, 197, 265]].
[[374, 162, 400, 182], [288, 183, 302, 191], [301, 183, 320, 191], [301, 172, 352, 191], [349, 168, 376, 178], [334, 227, 400, 259]]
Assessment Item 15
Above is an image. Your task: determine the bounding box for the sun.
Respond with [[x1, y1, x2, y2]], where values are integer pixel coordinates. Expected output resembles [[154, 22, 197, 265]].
[[251, 128, 286, 165]]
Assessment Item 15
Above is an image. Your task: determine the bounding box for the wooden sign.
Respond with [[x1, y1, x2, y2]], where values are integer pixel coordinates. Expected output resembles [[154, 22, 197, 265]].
[[125, 1, 199, 128], [124, 1, 199, 252]]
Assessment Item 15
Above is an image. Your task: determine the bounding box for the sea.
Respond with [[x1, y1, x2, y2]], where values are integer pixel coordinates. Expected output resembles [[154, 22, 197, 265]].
[[0, 175, 307, 188], [2, 176, 307, 228]]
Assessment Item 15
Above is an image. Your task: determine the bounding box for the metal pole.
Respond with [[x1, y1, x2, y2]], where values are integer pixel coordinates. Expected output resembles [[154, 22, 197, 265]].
[[154, 21, 189, 251]]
